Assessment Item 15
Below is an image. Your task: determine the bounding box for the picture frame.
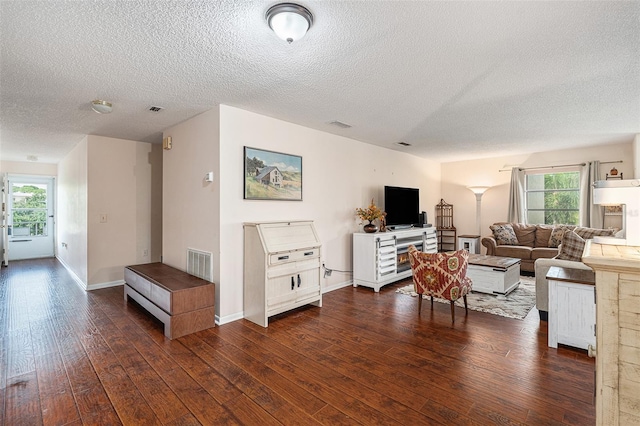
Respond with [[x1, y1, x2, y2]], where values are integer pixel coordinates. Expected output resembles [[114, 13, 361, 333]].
[[244, 146, 302, 201]]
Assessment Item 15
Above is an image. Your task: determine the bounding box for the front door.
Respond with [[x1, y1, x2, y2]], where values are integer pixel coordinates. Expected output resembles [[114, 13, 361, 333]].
[[7, 175, 55, 260]]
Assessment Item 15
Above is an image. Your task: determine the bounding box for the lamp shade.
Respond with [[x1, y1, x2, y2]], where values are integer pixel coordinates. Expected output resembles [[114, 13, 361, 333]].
[[266, 3, 313, 43], [468, 186, 489, 195]]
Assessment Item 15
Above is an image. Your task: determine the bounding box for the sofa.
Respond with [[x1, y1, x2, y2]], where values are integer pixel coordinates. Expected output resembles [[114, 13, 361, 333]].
[[481, 223, 561, 273], [482, 222, 616, 320]]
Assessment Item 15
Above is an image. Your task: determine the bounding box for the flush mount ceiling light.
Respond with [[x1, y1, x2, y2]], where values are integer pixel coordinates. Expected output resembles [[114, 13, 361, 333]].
[[91, 99, 113, 114], [266, 3, 313, 43]]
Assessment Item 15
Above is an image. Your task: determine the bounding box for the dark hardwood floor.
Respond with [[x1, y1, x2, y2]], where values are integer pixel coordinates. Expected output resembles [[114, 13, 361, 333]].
[[1, 258, 595, 425]]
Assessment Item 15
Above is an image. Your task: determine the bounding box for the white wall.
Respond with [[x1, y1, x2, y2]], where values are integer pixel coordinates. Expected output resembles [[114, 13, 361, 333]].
[[218, 106, 440, 322], [162, 105, 441, 323], [57, 135, 161, 289], [634, 134, 640, 178], [0, 161, 57, 176], [57, 137, 89, 285], [162, 107, 221, 307], [87, 136, 161, 287], [441, 142, 634, 246]]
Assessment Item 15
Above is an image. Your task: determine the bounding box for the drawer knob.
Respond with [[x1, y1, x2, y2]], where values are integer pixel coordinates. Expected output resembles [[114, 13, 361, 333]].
[[278, 255, 290, 260], [291, 276, 295, 290]]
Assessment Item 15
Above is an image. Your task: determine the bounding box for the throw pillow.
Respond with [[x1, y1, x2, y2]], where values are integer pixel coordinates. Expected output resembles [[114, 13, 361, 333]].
[[490, 224, 519, 245], [556, 230, 586, 261], [512, 223, 536, 248], [535, 224, 554, 247], [548, 226, 571, 248], [574, 227, 615, 240]]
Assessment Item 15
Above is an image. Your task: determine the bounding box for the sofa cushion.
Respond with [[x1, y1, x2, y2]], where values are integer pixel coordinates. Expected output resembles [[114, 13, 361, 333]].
[[549, 225, 575, 248], [574, 226, 615, 240], [535, 225, 554, 248], [512, 223, 536, 248], [490, 224, 519, 245], [556, 230, 586, 261], [495, 245, 533, 260], [531, 247, 559, 260]]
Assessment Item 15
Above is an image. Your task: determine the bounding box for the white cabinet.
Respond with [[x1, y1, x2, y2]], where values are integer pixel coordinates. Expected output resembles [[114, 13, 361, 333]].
[[244, 221, 322, 327], [353, 227, 437, 292], [547, 266, 596, 350]]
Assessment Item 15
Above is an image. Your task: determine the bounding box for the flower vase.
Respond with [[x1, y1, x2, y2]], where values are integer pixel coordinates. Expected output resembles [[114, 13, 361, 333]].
[[363, 221, 378, 233]]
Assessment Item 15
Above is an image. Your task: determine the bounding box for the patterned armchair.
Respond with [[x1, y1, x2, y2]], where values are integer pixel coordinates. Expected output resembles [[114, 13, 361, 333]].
[[407, 245, 473, 322]]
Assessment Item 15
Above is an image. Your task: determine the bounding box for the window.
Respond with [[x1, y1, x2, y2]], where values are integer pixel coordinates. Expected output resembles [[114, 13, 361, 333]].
[[11, 182, 49, 236], [525, 171, 580, 225]]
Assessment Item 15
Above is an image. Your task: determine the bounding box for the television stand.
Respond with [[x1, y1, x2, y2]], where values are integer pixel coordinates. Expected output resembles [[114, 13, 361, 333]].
[[353, 227, 437, 292], [388, 225, 413, 230]]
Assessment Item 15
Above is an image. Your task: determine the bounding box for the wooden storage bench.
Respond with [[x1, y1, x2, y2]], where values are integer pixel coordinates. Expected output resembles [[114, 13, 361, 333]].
[[124, 262, 215, 339]]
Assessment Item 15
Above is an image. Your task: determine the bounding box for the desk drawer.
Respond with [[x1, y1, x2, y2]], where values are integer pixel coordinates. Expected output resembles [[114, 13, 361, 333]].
[[269, 248, 319, 266], [267, 258, 320, 279]]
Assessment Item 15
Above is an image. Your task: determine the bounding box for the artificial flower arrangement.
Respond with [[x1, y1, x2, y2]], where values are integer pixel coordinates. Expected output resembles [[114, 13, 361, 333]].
[[355, 198, 386, 223]]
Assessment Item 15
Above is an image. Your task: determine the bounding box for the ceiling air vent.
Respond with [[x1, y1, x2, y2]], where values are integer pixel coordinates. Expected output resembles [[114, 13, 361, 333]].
[[395, 141, 412, 147], [328, 120, 352, 129], [148, 106, 164, 113]]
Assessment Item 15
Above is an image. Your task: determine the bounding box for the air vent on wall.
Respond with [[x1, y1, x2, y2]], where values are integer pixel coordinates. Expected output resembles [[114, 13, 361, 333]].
[[328, 120, 352, 129], [187, 248, 213, 282], [395, 141, 412, 147], [148, 106, 164, 113]]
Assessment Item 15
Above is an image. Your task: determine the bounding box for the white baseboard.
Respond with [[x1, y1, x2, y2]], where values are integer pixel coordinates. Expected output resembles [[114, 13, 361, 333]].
[[323, 279, 353, 293], [216, 280, 353, 327], [55, 256, 125, 291], [217, 311, 244, 326], [56, 255, 87, 291], [87, 279, 124, 291]]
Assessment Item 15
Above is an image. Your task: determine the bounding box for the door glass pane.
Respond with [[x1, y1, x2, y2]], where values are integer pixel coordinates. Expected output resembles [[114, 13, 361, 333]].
[[11, 182, 48, 237]]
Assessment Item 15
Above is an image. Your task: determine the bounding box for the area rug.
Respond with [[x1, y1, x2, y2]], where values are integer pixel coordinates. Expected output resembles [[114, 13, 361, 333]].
[[395, 276, 536, 320]]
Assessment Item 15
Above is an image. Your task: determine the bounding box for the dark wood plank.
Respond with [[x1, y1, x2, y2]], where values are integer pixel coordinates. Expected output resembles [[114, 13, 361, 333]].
[[98, 303, 242, 425], [0, 258, 595, 426], [33, 348, 80, 426], [4, 372, 42, 425]]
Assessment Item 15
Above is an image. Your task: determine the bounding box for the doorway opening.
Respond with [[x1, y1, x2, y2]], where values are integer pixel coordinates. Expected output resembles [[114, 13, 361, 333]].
[[6, 175, 55, 261]]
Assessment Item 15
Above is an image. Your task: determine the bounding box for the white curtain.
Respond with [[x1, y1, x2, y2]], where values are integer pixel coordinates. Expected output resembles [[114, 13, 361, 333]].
[[580, 161, 603, 228], [507, 167, 526, 223]]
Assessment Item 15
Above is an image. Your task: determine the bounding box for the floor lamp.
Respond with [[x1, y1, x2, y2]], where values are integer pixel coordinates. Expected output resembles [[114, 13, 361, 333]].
[[468, 186, 489, 237]]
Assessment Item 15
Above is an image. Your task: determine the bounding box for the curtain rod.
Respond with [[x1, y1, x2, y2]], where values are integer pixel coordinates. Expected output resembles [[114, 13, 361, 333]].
[[499, 160, 622, 172]]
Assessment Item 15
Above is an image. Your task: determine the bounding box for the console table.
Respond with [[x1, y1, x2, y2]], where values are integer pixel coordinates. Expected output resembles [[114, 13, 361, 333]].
[[546, 266, 596, 350], [124, 263, 215, 339]]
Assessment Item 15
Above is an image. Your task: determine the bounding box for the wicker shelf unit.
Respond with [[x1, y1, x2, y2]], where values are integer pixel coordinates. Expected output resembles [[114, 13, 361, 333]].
[[436, 199, 456, 252]]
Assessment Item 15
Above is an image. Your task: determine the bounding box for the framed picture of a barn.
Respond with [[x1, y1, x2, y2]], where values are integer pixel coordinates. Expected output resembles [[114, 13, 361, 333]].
[[244, 147, 302, 201]]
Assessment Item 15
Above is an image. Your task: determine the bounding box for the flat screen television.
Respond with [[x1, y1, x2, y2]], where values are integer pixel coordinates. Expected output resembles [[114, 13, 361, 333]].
[[384, 186, 420, 228]]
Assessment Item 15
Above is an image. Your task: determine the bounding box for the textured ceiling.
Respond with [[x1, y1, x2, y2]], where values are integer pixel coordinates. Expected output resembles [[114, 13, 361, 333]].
[[1, 1, 639, 164]]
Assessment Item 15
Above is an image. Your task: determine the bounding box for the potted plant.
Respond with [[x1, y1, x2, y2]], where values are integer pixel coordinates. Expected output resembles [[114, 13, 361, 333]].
[[356, 199, 386, 233]]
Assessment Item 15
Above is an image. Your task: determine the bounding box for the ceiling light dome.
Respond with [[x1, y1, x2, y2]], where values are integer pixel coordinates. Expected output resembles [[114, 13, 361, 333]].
[[91, 99, 113, 114], [266, 3, 313, 43]]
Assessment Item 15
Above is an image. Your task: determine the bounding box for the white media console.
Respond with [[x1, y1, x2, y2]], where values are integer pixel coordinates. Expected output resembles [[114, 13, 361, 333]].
[[353, 227, 437, 292]]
